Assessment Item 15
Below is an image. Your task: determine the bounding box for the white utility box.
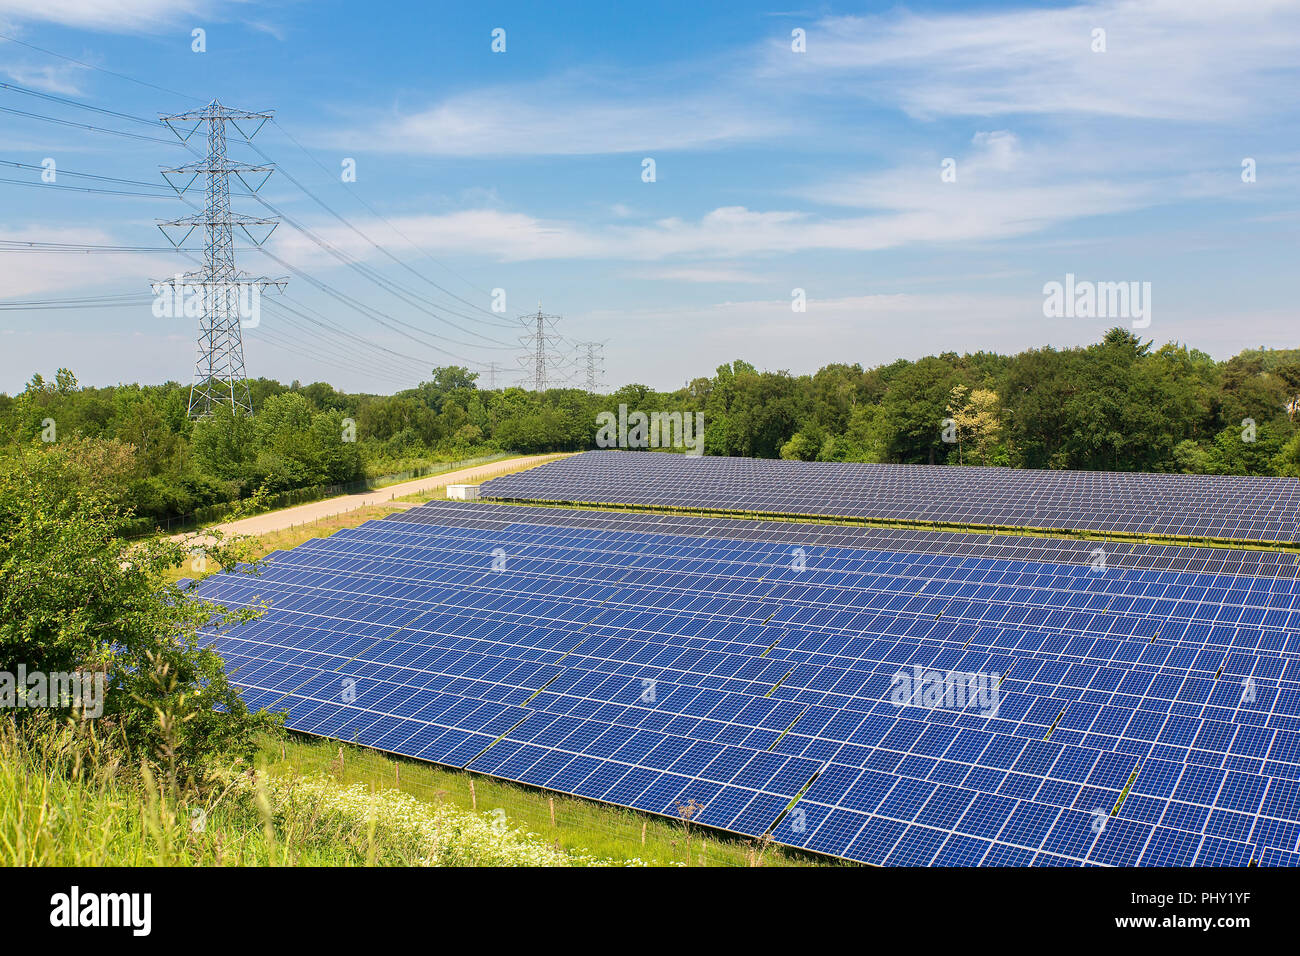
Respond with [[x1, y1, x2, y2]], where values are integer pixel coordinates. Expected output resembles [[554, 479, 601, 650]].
[[446, 484, 481, 501]]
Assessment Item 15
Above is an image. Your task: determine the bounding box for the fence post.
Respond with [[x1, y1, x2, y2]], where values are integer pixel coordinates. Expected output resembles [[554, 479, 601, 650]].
[[469, 778, 476, 810], [549, 797, 556, 829]]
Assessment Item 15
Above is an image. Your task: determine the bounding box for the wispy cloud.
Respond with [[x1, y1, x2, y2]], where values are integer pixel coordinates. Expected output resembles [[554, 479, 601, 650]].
[[271, 133, 1173, 266], [0, 0, 217, 34], [0, 226, 173, 298], [1, 61, 86, 94], [762, 0, 1300, 122], [627, 266, 769, 284], [340, 76, 771, 157]]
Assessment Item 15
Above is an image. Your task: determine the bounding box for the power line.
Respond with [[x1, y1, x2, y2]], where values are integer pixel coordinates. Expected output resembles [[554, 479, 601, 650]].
[[0, 239, 199, 253], [0, 294, 154, 310], [0, 32, 204, 103], [250, 136, 512, 327], [1, 78, 522, 362], [253, 315, 419, 386], [256, 246, 494, 371], [245, 188, 516, 349], [266, 294, 439, 375], [0, 176, 188, 200], [0, 38, 565, 393], [0, 159, 259, 199], [0, 79, 164, 127], [268, 118, 499, 302], [0, 103, 184, 146]]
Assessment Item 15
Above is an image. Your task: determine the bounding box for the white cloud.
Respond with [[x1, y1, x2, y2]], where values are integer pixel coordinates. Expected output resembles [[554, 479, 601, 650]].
[[337, 75, 772, 157], [0, 225, 175, 297], [268, 186, 1146, 267], [799, 129, 1156, 231], [0, 0, 215, 33], [762, 0, 1300, 122], [628, 266, 769, 284], [267, 117, 1285, 276], [1, 61, 86, 94]]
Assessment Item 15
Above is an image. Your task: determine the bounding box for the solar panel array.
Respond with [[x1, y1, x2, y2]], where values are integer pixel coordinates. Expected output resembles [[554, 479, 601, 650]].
[[193, 500, 1300, 866], [481, 451, 1300, 543]]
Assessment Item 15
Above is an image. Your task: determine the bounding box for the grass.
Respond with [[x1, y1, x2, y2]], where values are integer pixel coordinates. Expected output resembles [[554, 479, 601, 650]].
[[256, 733, 829, 867], [0, 721, 641, 866]]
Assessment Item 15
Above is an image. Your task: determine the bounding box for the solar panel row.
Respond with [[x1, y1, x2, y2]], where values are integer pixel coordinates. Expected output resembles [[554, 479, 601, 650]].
[[407, 500, 1300, 578], [480, 451, 1300, 544], [190, 502, 1300, 866]]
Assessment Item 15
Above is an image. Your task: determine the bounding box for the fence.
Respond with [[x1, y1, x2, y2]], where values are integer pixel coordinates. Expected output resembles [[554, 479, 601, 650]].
[[270, 734, 821, 868], [123, 453, 513, 538]]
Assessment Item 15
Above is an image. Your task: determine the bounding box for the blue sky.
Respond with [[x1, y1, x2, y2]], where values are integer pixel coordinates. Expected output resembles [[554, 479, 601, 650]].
[[1, 0, 1298, 394]]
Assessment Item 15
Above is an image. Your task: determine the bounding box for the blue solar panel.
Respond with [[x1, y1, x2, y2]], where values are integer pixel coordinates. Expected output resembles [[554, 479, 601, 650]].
[[480, 450, 1300, 544], [191, 501, 1300, 866]]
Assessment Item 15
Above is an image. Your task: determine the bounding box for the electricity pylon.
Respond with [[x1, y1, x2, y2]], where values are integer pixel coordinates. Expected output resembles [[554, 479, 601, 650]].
[[516, 303, 567, 391], [574, 340, 607, 392], [155, 100, 286, 418]]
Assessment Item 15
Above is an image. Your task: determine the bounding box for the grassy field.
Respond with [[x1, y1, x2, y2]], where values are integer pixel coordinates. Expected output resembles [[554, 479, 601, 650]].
[[0, 723, 631, 866], [257, 734, 828, 867]]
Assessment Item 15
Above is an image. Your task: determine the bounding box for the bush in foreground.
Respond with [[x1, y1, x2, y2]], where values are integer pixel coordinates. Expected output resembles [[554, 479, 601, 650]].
[[0, 440, 279, 787]]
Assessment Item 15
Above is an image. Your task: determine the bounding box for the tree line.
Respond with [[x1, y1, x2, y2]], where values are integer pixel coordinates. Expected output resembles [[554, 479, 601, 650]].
[[4, 328, 1300, 526]]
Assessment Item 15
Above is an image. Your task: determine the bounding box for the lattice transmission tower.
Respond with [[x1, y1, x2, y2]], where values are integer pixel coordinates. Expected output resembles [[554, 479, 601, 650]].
[[573, 340, 607, 392], [155, 100, 286, 418], [516, 303, 567, 391]]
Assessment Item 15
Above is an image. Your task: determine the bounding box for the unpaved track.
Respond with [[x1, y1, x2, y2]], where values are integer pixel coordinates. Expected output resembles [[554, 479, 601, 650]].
[[173, 454, 563, 545]]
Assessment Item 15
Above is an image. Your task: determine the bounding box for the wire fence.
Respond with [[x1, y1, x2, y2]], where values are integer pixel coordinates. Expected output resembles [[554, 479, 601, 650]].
[[269, 735, 813, 868], [123, 453, 513, 538]]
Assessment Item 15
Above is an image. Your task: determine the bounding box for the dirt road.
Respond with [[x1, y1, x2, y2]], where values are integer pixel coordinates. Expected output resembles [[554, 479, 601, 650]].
[[173, 454, 563, 544]]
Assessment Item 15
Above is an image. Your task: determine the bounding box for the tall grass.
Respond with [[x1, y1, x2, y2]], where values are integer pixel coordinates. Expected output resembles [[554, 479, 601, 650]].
[[0, 719, 634, 866]]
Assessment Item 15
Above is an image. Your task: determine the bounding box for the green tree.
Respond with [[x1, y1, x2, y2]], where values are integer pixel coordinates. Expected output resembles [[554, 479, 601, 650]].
[[0, 441, 279, 784]]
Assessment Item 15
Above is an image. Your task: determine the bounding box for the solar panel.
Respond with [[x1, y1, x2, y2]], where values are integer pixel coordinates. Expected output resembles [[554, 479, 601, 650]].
[[480, 451, 1300, 544], [190, 502, 1300, 866]]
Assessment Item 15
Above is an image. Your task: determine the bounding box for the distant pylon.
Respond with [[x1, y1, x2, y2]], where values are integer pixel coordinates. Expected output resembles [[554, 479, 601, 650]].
[[516, 302, 566, 391], [154, 100, 286, 418], [573, 340, 607, 392]]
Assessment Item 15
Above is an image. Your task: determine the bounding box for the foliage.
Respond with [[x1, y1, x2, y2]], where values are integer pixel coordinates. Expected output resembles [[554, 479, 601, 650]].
[[5, 335, 1300, 517], [0, 442, 279, 786]]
